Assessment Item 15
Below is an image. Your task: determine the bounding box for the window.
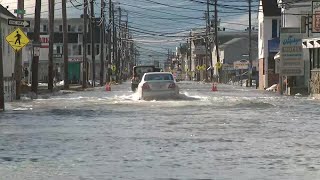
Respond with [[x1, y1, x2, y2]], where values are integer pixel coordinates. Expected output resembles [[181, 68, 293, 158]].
[[96, 44, 100, 55], [68, 25, 71, 32], [78, 25, 83, 32], [272, 19, 278, 38], [87, 44, 91, 55], [57, 46, 61, 54], [72, 45, 79, 55], [78, 45, 82, 55], [43, 24, 48, 32], [59, 25, 63, 32]]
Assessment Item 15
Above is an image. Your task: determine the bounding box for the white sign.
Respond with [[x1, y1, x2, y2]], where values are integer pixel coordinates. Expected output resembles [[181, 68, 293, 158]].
[[33, 47, 40, 57], [8, 19, 30, 27], [312, 1, 320, 32], [234, 60, 249, 70], [280, 31, 304, 76]]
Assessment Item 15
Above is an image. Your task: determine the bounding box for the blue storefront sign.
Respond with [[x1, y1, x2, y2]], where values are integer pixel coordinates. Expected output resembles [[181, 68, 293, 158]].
[[268, 38, 280, 53]]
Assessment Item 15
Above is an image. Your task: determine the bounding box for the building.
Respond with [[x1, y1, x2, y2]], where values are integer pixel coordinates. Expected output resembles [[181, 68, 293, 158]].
[[22, 16, 107, 84], [213, 37, 258, 83], [188, 28, 258, 81], [277, 0, 320, 97], [258, 0, 281, 90], [0, 5, 16, 101]]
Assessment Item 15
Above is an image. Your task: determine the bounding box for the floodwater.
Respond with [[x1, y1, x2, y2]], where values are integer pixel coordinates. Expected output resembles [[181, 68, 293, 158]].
[[1, 81, 320, 180]]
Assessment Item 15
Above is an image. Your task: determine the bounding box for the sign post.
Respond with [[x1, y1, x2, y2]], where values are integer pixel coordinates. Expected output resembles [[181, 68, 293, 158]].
[[0, 22, 4, 111]]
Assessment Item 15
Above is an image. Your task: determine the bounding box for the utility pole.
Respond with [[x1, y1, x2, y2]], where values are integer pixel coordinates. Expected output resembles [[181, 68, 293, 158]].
[[118, 7, 122, 82], [100, 0, 105, 86], [14, 0, 24, 99], [207, 0, 213, 82], [82, 0, 88, 88], [189, 31, 192, 81], [0, 20, 4, 111], [112, 4, 117, 82], [214, 0, 221, 83], [48, 0, 54, 91], [62, 0, 69, 89], [206, 0, 212, 82], [248, 0, 253, 87], [204, 11, 208, 82], [31, 0, 41, 94], [107, 0, 112, 83], [90, 0, 96, 87]]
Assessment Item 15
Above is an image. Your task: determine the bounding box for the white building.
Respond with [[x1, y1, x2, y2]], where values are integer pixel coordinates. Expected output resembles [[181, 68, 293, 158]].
[[258, 0, 281, 89], [278, 0, 320, 96], [0, 5, 16, 101]]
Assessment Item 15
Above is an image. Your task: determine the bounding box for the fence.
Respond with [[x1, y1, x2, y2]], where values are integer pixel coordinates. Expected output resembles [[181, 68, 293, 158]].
[[3, 77, 16, 102]]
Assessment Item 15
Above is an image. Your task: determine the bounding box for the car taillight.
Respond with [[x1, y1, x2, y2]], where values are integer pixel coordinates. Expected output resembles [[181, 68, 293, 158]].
[[142, 83, 150, 90], [168, 83, 176, 89]]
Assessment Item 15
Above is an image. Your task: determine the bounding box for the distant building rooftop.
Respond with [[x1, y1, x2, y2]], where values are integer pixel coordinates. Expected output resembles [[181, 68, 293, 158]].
[[262, 0, 281, 16]]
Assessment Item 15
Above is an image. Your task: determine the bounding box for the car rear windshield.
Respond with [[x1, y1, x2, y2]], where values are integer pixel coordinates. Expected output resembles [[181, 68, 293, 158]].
[[144, 74, 173, 81]]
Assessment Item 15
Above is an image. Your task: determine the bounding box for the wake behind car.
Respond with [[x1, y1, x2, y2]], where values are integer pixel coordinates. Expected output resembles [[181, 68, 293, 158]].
[[131, 65, 161, 91], [137, 72, 179, 100]]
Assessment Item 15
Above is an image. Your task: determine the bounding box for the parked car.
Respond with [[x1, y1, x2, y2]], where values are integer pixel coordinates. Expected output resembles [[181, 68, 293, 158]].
[[137, 72, 179, 100]]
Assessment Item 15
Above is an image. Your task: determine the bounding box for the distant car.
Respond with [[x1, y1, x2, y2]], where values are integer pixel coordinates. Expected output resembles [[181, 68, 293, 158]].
[[137, 72, 179, 100]]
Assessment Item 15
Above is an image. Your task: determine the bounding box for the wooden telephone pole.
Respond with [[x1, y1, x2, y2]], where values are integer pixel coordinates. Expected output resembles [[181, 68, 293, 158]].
[[0, 19, 4, 111], [14, 0, 24, 99], [48, 0, 55, 91], [107, 0, 112, 83], [112, 4, 117, 82], [206, 0, 211, 82], [62, 0, 69, 89], [31, 0, 41, 94], [100, 0, 105, 86], [248, 0, 253, 86], [83, 0, 88, 88], [90, 0, 96, 87], [214, 0, 221, 82], [118, 6, 122, 82]]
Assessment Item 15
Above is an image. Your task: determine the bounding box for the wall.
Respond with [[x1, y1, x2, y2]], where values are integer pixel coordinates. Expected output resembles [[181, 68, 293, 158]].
[[1, 21, 15, 77]]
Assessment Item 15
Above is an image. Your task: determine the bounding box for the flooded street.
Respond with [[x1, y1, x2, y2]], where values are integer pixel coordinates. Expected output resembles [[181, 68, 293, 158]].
[[1, 81, 320, 180]]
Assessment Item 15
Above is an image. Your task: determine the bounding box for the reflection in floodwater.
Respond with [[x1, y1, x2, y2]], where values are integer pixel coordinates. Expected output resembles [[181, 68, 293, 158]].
[[1, 82, 320, 180]]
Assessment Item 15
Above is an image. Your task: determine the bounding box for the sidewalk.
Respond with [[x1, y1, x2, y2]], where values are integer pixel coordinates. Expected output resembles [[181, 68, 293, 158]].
[[21, 84, 94, 96]]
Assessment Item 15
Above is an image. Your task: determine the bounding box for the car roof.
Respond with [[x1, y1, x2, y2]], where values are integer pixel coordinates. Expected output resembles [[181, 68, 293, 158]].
[[144, 72, 172, 75]]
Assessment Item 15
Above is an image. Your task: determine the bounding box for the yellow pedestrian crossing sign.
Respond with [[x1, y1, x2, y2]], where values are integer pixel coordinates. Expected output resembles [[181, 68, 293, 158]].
[[111, 65, 116, 72], [6, 27, 30, 52]]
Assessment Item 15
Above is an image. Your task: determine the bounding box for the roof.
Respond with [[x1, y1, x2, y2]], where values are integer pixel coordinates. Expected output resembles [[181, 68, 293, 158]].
[[0, 5, 15, 18], [145, 72, 171, 74], [262, 0, 281, 16], [220, 37, 247, 49]]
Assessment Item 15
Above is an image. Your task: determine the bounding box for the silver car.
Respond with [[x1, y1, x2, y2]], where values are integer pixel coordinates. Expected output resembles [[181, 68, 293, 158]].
[[137, 72, 179, 100]]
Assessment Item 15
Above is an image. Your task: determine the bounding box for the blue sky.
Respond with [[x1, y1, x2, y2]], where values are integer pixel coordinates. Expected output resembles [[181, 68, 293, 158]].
[[1, 0, 259, 63]]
